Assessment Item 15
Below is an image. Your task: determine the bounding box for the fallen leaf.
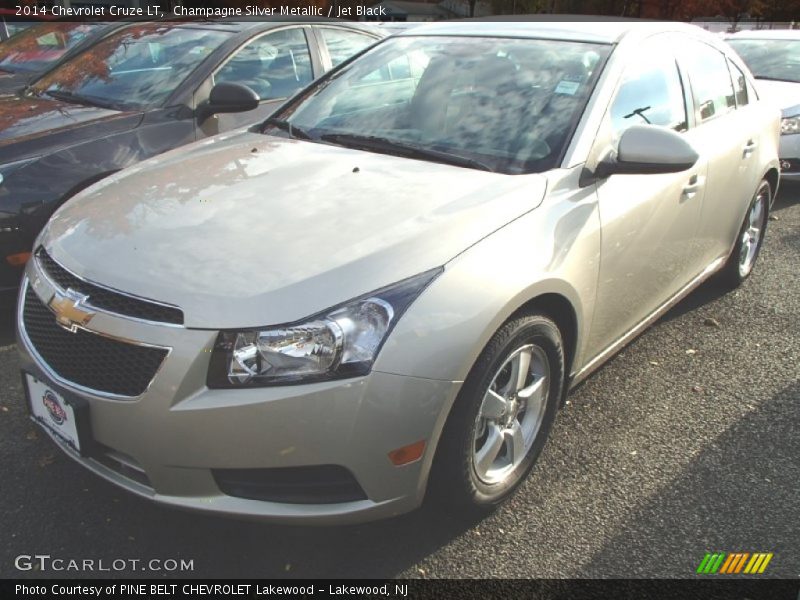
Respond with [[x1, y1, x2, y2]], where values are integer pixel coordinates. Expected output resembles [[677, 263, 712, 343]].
[[692, 385, 703, 393], [703, 317, 720, 327], [38, 454, 55, 467], [769, 215, 779, 221]]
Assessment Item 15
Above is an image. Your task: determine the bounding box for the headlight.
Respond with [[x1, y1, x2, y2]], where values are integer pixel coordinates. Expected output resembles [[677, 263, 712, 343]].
[[207, 268, 442, 387], [0, 156, 40, 186], [781, 115, 800, 136]]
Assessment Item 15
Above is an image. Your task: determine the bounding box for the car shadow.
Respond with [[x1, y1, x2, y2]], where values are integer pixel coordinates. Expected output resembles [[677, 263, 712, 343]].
[[772, 180, 799, 213], [0, 294, 16, 347], [577, 380, 799, 578], [16, 467, 487, 579]]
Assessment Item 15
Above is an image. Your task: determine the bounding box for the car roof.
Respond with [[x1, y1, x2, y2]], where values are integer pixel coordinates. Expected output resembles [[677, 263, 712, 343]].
[[726, 29, 800, 41], [395, 17, 714, 45]]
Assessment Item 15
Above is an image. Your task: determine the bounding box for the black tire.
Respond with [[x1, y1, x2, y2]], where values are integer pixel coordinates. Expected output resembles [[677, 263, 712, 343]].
[[429, 314, 565, 512], [718, 179, 770, 288]]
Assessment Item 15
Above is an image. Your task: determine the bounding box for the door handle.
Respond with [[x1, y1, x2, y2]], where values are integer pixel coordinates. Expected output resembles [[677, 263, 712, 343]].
[[743, 139, 758, 157], [682, 174, 704, 199]]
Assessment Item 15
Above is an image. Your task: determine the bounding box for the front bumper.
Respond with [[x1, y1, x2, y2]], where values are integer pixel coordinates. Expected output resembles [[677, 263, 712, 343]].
[[17, 266, 460, 524]]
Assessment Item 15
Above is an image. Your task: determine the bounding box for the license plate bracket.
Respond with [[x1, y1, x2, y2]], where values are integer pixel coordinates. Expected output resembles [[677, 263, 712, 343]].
[[22, 371, 97, 457]]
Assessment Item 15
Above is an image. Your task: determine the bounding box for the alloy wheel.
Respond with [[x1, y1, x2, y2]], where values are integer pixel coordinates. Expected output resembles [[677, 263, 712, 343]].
[[472, 344, 550, 485], [738, 186, 768, 278]]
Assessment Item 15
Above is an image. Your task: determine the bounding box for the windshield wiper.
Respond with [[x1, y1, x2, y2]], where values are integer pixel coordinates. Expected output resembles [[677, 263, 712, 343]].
[[262, 117, 314, 141], [44, 89, 121, 111], [319, 133, 495, 173]]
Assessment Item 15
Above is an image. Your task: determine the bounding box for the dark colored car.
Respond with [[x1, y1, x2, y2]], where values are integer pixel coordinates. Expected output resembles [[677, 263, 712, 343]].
[[0, 21, 128, 96], [0, 18, 382, 294]]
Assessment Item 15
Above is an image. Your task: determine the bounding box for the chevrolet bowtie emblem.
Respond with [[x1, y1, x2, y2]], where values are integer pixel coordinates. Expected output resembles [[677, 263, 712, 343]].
[[48, 288, 95, 332]]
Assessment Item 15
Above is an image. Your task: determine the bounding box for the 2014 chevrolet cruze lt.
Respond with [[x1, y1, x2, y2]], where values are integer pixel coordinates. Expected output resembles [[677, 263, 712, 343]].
[[18, 22, 779, 523]]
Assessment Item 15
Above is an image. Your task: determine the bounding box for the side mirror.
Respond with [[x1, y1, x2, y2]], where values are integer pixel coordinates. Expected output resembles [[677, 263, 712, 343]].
[[596, 125, 699, 178], [198, 82, 260, 120]]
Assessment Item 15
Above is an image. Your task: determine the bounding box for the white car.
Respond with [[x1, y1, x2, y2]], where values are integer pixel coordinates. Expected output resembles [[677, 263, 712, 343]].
[[727, 29, 800, 181]]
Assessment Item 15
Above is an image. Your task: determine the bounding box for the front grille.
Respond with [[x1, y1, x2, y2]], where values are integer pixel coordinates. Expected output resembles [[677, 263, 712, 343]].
[[213, 465, 368, 504], [36, 248, 184, 325], [22, 285, 168, 397]]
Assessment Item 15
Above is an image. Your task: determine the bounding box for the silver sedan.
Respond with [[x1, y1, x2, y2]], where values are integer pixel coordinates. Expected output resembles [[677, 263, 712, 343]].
[[18, 21, 780, 523]]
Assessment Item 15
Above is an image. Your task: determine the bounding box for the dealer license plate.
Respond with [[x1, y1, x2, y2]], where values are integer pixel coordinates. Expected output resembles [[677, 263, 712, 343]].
[[24, 372, 83, 453]]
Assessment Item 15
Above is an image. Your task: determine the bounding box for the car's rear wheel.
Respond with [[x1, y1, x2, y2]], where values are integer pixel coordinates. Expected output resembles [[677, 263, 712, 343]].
[[429, 314, 564, 511], [719, 179, 770, 287]]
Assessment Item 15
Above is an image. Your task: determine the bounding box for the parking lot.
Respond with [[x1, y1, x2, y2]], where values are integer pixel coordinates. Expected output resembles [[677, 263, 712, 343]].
[[0, 184, 797, 580]]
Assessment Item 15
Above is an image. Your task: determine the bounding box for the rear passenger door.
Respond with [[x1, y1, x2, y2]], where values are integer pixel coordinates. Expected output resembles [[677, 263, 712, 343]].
[[197, 27, 318, 137], [677, 38, 764, 266]]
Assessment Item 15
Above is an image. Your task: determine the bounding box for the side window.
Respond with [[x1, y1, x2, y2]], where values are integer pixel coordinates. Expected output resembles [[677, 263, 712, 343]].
[[328, 49, 430, 116], [319, 28, 375, 68], [682, 41, 736, 122], [215, 28, 313, 101], [610, 52, 688, 137], [729, 60, 749, 107], [358, 50, 429, 85]]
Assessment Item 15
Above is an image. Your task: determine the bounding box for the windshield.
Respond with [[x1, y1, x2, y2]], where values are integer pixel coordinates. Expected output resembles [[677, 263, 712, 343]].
[[267, 35, 609, 174], [0, 22, 101, 73], [30, 24, 233, 110], [728, 38, 800, 84]]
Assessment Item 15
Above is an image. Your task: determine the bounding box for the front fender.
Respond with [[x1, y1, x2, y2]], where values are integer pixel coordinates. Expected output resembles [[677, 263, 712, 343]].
[[373, 180, 601, 384]]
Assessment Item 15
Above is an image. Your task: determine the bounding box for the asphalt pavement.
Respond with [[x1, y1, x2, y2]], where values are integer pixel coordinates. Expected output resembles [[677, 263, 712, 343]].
[[0, 185, 798, 580]]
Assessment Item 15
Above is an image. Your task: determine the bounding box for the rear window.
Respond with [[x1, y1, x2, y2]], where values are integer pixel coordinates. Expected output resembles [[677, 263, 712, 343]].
[[728, 38, 800, 84]]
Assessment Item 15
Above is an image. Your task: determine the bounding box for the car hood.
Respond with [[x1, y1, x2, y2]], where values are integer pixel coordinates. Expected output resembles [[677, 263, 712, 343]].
[[0, 94, 142, 162], [43, 131, 547, 329], [754, 79, 800, 116]]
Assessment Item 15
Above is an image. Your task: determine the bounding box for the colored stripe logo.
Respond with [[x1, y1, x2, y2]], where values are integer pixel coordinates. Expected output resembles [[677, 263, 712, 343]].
[[696, 552, 773, 574]]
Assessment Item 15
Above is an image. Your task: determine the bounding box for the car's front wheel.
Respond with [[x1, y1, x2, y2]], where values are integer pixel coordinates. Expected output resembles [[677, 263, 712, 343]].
[[719, 179, 771, 288], [430, 314, 565, 511]]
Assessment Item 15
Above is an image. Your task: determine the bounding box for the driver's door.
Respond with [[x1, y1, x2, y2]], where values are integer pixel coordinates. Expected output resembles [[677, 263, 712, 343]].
[[585, 39, 708, 358]]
